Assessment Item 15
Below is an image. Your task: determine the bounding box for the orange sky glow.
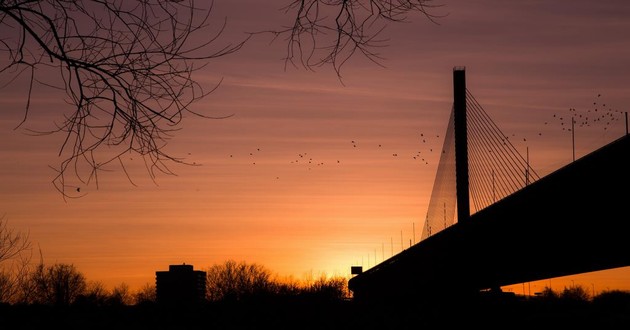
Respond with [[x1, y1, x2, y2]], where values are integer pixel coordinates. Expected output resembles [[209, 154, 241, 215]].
[[1, 1, 629, 296]]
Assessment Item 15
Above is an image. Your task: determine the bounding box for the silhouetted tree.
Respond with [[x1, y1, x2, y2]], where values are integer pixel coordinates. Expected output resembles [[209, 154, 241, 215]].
[[73, 280, 133, 307], [302, 273, 350, 301], [205, 260, 276, 302], [0, 268, 20, 304], [0, 0, 247, 197], [0, 215, 31, 303], [273, 275, 302, 297], [271, 0, 443, 76], [204, 260, 353, 304], [0, 216, 30, 265], [108, 282, 133, 306], [539, 286, 559, 301], [30, 262, 87, 306], [132, 282, 157, 305], [74, 281, 109, 307]]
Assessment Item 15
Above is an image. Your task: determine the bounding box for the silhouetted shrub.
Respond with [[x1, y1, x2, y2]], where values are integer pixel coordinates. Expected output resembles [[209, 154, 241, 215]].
[[592, 289, 630, 313], [560, 285, 591, 305], [538, 286, 559, 301]]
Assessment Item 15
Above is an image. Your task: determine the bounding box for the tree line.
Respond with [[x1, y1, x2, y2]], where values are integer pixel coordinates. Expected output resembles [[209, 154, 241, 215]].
[[0, 216, 349, 306], [3, 216, 630, 329], [1, 259, 350, 307], [4, 216, 630, 307]]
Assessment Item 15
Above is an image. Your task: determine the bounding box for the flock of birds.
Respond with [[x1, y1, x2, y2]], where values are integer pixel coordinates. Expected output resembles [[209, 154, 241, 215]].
[[224, 131, 443, 180], [218, 94, 626, 182], [548, 93, 625, 133], [487, 93, 625, 149], [521, 93, 626, 143]]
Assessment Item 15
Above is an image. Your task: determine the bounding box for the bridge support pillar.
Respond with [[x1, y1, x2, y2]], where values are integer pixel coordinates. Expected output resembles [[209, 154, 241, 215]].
[[453, 67, 470, 222]]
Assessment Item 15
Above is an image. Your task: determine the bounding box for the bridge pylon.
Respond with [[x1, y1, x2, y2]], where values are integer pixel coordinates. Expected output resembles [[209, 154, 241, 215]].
[[453, 66, 470, 223]]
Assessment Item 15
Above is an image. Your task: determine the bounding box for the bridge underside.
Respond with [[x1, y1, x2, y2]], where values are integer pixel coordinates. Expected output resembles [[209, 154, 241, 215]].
[[349, 134, 630, 301]]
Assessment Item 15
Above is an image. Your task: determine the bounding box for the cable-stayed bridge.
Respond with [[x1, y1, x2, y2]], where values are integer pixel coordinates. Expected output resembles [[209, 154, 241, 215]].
[[348, 67, 630, 301]]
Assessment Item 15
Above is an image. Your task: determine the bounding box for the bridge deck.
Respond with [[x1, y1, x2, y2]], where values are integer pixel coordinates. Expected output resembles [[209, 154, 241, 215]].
[[349, 134, 630, 300]]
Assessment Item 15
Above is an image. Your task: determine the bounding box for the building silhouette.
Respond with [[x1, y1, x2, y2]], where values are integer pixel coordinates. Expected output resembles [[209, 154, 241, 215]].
[[156, 263, 207, 305]]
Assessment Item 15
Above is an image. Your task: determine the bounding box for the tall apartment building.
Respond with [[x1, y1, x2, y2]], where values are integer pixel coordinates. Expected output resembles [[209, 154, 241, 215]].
[[155, 263, 207, 305]]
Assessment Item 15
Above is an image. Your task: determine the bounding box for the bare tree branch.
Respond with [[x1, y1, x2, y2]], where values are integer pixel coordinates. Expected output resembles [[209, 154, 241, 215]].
[[0, 215, 31, 263], [0, 0, 248, 198], [265, 0, 444, 78]]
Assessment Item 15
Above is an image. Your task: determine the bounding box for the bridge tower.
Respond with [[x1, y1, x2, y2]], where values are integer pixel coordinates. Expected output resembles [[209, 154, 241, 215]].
[[349, 68, 630, 302], [453, 67, 470, 222]]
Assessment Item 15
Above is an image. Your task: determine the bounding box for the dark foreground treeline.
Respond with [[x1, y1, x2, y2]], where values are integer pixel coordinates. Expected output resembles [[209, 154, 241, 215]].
[[0, 259, 352, 306], [2, 275, 630, 329], [2, 286, 630, 329]]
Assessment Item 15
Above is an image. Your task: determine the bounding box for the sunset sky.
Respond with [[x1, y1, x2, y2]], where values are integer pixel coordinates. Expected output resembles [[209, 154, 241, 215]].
[[1, 0, 629, 296]]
